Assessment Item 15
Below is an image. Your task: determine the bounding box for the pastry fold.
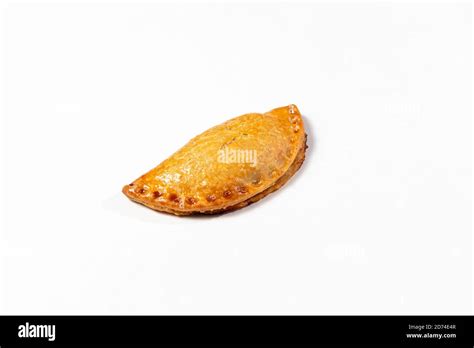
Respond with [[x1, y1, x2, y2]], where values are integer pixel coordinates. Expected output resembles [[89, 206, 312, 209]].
[[123, 104, 307, 215]]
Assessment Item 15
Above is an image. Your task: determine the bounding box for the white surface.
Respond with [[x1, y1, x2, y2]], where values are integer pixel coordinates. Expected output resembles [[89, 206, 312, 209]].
[[0, 1, 472, 314]]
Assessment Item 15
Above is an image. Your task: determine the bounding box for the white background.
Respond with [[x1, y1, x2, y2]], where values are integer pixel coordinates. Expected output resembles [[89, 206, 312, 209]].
[[0, 1, 471, 314]]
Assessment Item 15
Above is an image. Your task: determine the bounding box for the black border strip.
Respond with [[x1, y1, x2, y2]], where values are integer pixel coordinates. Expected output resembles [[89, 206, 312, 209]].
[[0, 316, 472, 346]]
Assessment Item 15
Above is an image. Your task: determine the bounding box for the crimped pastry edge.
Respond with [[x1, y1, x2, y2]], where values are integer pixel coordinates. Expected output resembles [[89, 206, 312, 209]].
[[124, 134, 307, 216]]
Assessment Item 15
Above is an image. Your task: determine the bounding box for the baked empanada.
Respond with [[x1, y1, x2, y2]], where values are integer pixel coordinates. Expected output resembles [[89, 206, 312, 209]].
[[123, 104, 307, 215]]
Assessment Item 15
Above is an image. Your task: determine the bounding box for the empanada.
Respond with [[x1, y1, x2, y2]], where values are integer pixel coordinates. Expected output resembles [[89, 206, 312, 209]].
[[123, 104, 307, 215]]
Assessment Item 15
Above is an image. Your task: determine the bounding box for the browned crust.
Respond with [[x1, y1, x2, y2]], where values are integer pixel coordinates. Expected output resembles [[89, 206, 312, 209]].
[[124, 134, 307, 216]]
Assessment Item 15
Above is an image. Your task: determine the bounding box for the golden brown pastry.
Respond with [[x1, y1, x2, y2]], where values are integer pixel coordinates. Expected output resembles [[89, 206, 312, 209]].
[[123, 104, 307, 215]]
